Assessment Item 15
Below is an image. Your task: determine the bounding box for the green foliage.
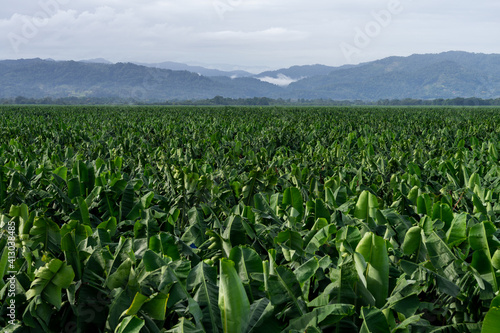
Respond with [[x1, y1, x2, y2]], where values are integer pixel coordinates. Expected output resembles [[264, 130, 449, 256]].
[[1, 105, 500, 332]]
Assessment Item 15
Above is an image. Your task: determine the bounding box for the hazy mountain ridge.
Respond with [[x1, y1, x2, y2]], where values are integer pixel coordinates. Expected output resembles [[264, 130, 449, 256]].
[[1, 51, 500, 101], [134, 61, 253, 77]]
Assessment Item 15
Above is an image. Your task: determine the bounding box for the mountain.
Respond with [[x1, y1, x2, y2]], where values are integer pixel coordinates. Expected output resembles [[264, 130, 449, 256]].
[[135, 61, 253, 77], [0, 58, 282, 101], [1, 52, 500, 101], [288, 51, 500, 100]]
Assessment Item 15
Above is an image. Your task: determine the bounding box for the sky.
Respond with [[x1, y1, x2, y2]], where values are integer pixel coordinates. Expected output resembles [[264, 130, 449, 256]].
[[1, 0, 499, 72]]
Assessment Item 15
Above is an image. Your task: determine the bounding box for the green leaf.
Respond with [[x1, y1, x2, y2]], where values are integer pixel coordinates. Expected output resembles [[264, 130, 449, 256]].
[[107, 258, 133, 290], [223, 215, 247, 248], [167, 318, 204, 333], [188, 262, 221, 333], [142, 293, 169, 321], [25, 259, 75, 310], [416, 193, 432, 216], [29, 217, 61, 254], [149, 232, 180, 260], [431, 203, 454, 230], [425, 232, 461, 284], [246, 298, 274, 333], [360, 307, 390, 333], [69, 197, 91, 226], [275, 229, 304, 261], [482, 306, 500, 333], [469, 222, 498, 291], [472, 192, 487, 215], [401, 226, 422, 256], [355, 233, 389, 308], [283, 187, 304, 219], [115, 316, 145, 333], [285, 304, 355, 332], [67, 177, 81, 199], [315, 198, 330, 221], [219, 259, 250, 333], [267, 266, 305, 315], [120, 184, 136, 222], [354, 191, 379, 220], [124, 292, 149, 317], [445, 213, 467, 247], [295, 256, 319, 285], [229, 246, 263, 284]]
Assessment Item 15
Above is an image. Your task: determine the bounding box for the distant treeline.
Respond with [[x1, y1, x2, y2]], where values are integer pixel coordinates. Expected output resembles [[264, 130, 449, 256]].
[[2, 95, 500, 106]]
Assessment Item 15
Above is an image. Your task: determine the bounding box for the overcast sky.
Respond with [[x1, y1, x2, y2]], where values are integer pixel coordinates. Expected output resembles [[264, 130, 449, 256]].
[[1, 0, 499, 72]]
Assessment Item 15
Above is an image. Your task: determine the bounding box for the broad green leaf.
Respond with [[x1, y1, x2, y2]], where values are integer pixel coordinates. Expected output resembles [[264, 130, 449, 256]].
[[482, 295, 500, 333], [268, 266, 305, 315], [124, 293, 149, 316], [285, 304, 355, 332], [246, 298, 274, 333], [187, 262, 221, 333], [29, 217, 61, 254], [355, 233, 389, 308], [219, 259, 250, 333], [401, 226, 422, 256], [229, 246, 263, 284], [315, 198, 330, 221], [142, 293, 169, 321], [167, 318, 204, 333], [69, 197, 91, 226], [115, 316, 145, 333], [472, 192, 487, 215], [283, 187, 304, 219], [275, 229, 303, 261], [416, 193, 432, 216], [426, 232, 460, 282], [294, 256, 319, 285], [469, 222, 498, 291], [107, 258, 132, 289], [445, 213, 467, 247], [354, 191, 379, 220], [431, 203, 453, 230], [25, 259, 75, 310], [359, 307, 390, 333]]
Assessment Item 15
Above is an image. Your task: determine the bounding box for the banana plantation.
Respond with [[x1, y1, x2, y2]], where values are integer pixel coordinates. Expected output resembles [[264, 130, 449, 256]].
[[1, 105, 500, 332]]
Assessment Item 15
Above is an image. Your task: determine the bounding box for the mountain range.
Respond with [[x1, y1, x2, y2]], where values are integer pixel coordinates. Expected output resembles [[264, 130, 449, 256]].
[[1, 51, 499, 101]]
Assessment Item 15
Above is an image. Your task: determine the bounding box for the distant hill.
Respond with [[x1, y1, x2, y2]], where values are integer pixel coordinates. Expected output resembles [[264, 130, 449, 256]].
[[134, 61, 253, 77], [288, 51, 500, 100], [1, 51, 500, 101], [0, 58, 281, 101]]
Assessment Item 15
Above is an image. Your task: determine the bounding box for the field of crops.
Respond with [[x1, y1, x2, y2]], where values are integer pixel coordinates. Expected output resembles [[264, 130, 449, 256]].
[[1, 105, 500, 332]]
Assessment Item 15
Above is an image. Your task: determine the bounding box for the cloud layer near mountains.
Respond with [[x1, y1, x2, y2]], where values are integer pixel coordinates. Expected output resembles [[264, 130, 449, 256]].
[[0, 0, 499, 69]]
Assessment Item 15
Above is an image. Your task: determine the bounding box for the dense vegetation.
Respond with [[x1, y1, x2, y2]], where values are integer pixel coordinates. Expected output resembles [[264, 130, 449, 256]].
[[1, 106, 500, 332], [4, 95, 500, 107]]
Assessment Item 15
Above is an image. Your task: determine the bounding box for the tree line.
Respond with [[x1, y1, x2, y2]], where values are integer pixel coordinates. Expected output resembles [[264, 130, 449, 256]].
[[3, 95, 500, 106]]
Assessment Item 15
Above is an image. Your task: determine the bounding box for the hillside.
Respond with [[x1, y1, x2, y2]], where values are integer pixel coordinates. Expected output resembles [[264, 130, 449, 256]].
[[288, 51, 500, 99], [0, 59, 281, 101], [1, 51, 500, 101]]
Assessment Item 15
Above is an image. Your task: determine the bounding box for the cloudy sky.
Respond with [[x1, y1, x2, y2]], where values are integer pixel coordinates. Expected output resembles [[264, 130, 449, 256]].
[[1, 0, 499, 71]]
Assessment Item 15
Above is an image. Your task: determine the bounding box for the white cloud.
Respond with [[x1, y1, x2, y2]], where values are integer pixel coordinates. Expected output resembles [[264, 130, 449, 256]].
[[0, 0, 499, 68], [201, 27, 308, 42], [258, 74, 301, 87]]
